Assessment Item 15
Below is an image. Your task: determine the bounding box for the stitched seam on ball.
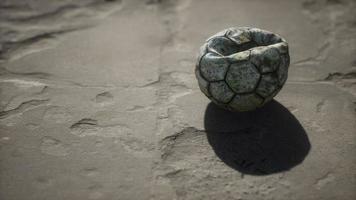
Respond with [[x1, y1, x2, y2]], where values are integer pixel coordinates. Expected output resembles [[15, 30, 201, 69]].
[[226, 93, 237, 105], [207, 46, 224, 57], [208, 82, 234, 104], [255, 93, 266, 103]]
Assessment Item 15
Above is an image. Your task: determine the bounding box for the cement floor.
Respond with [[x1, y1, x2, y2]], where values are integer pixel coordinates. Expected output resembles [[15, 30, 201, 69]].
[[0, 0, 355, 199]]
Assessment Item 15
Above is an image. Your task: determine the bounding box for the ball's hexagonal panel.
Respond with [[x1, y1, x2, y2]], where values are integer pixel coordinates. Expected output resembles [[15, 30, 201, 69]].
[[195, 68, 210, 97], [249, 28, 282, 45], [277, 54, 290, 86], [256, 73, 279, 98], [225, 28, 252, 45], [226, 62, 261, 93], [250, 47, 281, 73], [210, 98, 231, 111], [209, 81, 235, 103], [229, 93, 264, 111], [196, 43, 208, 67], [270, 42, 288, 54], [200, 52, 229, 81], [207, 36, 240, 56]]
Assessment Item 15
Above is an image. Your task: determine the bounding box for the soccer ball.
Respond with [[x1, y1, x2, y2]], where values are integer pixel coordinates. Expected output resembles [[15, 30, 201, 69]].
[[195, 27, 290, 112]]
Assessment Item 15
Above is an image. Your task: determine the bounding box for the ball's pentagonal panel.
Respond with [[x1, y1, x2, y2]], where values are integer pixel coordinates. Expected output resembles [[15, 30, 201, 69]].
[[200, 52, 229, 81], [209, 81, 235, 103], [195, 68, 211, 97], [250, 47, 280, 73], [195, 27, 290, 112], [226, 62, 260, 93], [264, 86, 281, 103], [263, 32, 283, 45], [229, 93, 264, 111], [256, 73, 279, 98], [248, 28, 266, 45], [277, 54, 290, 86], [207, 36, 240, 56], [227, 50, 250, 63]]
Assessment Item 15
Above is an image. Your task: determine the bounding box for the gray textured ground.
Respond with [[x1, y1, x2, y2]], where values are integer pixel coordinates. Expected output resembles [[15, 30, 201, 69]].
[[0, 0, 355, 200]]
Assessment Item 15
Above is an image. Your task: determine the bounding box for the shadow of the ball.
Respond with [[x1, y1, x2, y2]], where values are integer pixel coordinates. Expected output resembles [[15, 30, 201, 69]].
[[204, 100, 311, 175]]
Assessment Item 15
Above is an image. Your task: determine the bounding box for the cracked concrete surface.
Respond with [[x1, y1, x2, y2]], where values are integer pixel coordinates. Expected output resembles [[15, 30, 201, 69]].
[[0, 0, 355, 199]]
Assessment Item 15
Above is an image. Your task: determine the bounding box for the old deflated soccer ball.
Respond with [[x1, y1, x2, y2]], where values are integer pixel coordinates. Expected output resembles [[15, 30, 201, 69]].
[[195, 27, 290, 112]]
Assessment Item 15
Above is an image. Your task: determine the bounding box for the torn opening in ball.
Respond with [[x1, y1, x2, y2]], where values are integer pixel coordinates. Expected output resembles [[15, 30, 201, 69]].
[[195, 27, 290, 112]]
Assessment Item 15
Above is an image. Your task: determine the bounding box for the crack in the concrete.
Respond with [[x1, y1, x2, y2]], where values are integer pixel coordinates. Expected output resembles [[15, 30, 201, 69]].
[[293, 41, 331, 66], [1, 68, 51, 79], [316, 99, 326, 113], [159, 127, 203, 159], [322, 71, 356, 81], [314, 172, 335, 190], [4, 5, 79, 23], [298, 0, 355, 67], [0, 0, 124, 60], [1, 27, 88, 60], [0, 99, 49, 119], [70, 118, 98, 128], [69, 117, 134, 137]]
